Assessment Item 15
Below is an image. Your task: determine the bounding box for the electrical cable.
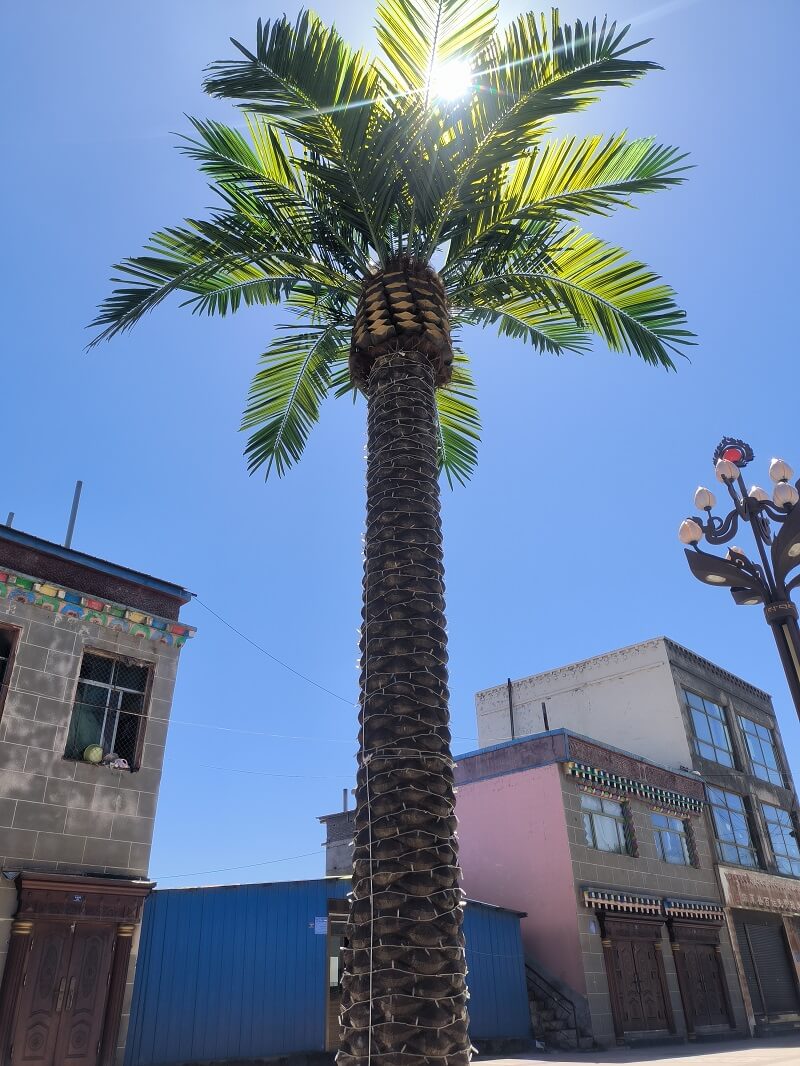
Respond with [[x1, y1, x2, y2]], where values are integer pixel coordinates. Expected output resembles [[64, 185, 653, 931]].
[[153, 848, 321, 881], [194, 596, 353, 706]]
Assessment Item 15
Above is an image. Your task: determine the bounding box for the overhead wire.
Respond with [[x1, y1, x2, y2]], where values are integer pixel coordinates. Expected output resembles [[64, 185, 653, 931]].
[[153, 848, 321, 881]]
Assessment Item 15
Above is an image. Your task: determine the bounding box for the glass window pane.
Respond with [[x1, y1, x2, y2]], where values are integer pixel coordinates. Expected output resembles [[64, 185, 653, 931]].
[[581, 795, 601, 812], [719, 842, 739, 863], [691, 709, 712, 741], [601, 799, 623, 817], [582, 814, 595, 847], [595, 815, 625, 853]]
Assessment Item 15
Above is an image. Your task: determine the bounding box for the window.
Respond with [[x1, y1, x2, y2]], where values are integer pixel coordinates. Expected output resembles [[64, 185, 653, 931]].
[[65, 652, 149, 768], [581, 794, 630, 855], [0, 628, 14, 689], [762, 804, 800, 877], [739, 717, 783, 786], [685, 690, 734, 766], [707, 786, 758, 867], [652, 813, 691, 865]]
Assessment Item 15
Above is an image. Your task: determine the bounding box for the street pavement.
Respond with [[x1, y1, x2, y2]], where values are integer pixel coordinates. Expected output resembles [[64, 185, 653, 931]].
[[479, 1035, 800, 1066]]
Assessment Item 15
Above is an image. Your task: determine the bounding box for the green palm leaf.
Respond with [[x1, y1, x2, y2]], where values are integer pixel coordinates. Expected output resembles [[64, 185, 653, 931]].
[[376, 0, 498, 98], [436, 352, 481, 485], [242, 321, 348, 475]]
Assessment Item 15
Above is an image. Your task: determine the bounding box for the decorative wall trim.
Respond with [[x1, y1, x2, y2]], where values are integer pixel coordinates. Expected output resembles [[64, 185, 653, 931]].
[[0, 567, 195, 647], [664, 638, 771, 705], [584, 890, 724, 922], [565, 761, 703, 814], [584, 890, 662, 915], [664, 899, 725, 921]]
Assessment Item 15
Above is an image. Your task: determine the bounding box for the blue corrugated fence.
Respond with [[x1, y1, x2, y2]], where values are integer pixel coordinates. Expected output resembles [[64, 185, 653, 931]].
[[125, 878, 529, 1065]]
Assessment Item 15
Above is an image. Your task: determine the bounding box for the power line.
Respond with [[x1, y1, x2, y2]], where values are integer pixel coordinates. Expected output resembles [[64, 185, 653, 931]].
[[195, 763, 350, 781], [154, 849, 321, 882], [195, 596, 354, 706]]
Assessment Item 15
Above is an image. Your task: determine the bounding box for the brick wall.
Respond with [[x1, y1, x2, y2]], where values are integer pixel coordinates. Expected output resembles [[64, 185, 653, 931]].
[[0, 596, 180, 884]]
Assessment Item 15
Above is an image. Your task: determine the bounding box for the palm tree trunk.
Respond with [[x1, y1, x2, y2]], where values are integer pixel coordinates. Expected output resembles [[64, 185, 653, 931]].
[[338, 347, 471, 1066]]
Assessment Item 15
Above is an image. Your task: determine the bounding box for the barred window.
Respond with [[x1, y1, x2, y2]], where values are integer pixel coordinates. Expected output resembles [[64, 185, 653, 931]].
[[65, 653, 149, 768], [707, 786, 758, 867], [739, 717, 783, 786], [652, 813, 690, 865], [762, 804, 800, 877], [685, 690, 734, 766], [0, 628, 14, 691], [581, 794, 631, 855]]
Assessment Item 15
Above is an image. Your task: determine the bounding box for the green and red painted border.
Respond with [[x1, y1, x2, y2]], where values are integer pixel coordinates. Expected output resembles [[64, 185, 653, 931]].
[[0, 569, 195, 648]]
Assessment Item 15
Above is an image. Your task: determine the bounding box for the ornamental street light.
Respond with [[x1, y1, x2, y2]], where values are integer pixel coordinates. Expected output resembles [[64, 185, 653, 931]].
[[679, 437, 800, 721]]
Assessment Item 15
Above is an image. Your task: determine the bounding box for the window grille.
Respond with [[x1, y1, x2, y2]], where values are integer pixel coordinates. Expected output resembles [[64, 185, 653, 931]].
[[707, 785, 758, 867], [685, 690, 734, 766], [652, 813, 690, 865], [739, 716, 784, 787], [65, 652, 149, 768], [581, 794, 631, 855], [762, 803, 800, 877]]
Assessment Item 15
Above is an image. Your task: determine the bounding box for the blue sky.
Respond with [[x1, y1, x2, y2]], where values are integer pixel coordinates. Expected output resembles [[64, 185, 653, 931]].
[[3, 0, 798, 886]]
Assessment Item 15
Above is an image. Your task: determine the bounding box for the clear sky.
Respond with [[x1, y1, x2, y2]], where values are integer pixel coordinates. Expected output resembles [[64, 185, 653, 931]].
[[3, 0, 798, 887]]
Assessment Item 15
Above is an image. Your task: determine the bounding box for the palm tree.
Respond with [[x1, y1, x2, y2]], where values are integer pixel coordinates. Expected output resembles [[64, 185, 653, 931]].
[[92, 4, 691, 1064]]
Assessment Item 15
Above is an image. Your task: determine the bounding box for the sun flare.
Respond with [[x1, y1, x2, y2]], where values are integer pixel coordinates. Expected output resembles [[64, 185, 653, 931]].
[[429, 59, 473, 101]]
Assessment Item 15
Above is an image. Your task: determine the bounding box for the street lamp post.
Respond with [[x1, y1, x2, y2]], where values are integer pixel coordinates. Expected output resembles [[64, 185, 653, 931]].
[[679, 437, 800, 721]]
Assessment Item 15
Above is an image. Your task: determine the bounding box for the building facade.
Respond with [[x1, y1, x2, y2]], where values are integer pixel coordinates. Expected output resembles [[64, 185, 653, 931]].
[[455, 729, 747, 1047], [0, 526, 193, 1066], [475, 638, 800, 1035]]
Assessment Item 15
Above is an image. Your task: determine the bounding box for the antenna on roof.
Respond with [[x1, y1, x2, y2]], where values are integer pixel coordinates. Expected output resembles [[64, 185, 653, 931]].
[[4, 513, 13, 528], [64, 481, 83, 549]]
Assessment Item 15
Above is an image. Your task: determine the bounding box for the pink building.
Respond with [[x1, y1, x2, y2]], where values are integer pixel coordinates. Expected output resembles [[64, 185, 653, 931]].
[[456, 730, 747, 1047]]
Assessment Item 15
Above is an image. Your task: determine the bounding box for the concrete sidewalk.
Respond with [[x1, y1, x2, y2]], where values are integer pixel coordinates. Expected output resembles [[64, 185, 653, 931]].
[[478, 1034, 800, 1066]]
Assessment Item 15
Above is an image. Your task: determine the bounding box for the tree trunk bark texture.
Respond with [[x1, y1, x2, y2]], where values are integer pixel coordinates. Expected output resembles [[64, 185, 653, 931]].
[[337, 349, 471, 1066]]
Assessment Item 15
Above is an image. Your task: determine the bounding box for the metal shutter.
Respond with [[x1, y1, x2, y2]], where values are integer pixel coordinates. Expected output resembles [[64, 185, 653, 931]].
[[735, 914, 800, 1016]]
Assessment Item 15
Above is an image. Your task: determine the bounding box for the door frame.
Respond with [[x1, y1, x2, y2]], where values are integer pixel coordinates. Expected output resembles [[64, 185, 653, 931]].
[[667, 918, 735, 1037], [599, 914, 675, 1042], [0, 872, 152, 1066]]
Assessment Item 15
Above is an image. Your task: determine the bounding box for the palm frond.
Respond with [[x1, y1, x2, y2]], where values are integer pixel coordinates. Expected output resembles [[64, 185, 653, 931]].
[[376, 0, 498, 98], [180, 116, 370, 274], [436, 351, 481, 485], [454, 228, 693, 367], [242, 321, 348, 475], [204, 11, 406, 260], [88, 213, 355, 345], [422, 12, 660, 256], [444, 134, 688, 265]]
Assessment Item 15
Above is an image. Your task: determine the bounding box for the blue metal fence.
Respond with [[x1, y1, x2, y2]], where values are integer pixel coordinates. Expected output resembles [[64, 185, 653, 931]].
[[125, 878, 529, 1066]]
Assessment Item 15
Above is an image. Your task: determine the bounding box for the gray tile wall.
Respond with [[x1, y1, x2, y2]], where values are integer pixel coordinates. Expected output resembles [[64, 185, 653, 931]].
[[0, 597, 181, 878], [561, 773, 748, 1045]]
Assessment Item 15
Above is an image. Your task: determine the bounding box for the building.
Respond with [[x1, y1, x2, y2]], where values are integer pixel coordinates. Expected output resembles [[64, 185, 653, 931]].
[[123, 878, 532, 1066], [456, 728, 747, 1046], [475, 638, 800, 1035], [0, 525, 194, 1065]]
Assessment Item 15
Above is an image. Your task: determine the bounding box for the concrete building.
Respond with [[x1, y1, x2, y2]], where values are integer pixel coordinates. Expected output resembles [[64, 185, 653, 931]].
[[0, 525, 194, 1066], [455, 729, 747, 1047], [475, 638, 800, 1036]]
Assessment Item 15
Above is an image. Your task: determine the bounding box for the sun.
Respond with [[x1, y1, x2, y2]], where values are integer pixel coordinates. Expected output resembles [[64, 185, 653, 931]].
[[429, 59, 473, 102]]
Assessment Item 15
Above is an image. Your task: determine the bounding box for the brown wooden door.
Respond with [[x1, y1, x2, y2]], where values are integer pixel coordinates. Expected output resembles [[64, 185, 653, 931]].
[[10, 923, 114, 1066], [609, 939, 670, 1033], [53, 925, 115, 1066], [9, 922, 72, 1066], [681, 943, 730, 1028]]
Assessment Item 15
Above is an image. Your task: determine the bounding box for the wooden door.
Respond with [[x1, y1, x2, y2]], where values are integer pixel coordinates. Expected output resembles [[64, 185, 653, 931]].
[[52, 925, 115, 1066], [681, 943, 729, 1028], [9, 922, 72, 1066], [10, 923, 114, 1066], [608, 939, 670, 1033]]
